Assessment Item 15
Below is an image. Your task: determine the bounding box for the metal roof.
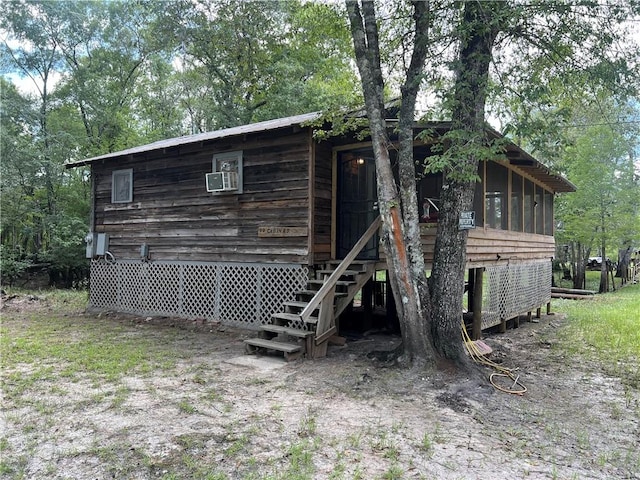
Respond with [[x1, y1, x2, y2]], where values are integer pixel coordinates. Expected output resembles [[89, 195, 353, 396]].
[[506, 154, 576, 193], [485, 128, 576, 193], [66, 112, 575, 193], [65, 111, 322, 168], [413, 123, 576, 193]]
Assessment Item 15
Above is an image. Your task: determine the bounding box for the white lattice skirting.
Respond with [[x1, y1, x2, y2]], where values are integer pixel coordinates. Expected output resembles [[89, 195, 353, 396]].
[[89, 260, 309, 329], [481, 260, 552, 330]]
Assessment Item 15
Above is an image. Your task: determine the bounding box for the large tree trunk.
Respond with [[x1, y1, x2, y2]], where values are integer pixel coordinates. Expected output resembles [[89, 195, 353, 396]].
[[347, 0, 508, 369], [395, 1, 436, 366], [616, 245, 632, 284], [571, 242, 589, 290], [599, 240, 608, 293], [429, 1, 502, 363], [599, 248, 615, 293], [346, 0, 436, 367]]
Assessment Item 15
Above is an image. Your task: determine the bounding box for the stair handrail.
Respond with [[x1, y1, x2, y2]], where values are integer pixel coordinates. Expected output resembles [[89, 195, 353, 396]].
[[299, 215, 381, 323]]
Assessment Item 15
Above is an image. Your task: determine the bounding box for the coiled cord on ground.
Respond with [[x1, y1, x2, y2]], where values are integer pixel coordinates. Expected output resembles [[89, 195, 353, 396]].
[[461, 322, 527, 395]]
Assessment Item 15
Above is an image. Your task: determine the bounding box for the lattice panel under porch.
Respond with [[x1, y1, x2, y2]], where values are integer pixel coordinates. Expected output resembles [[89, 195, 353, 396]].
[[89, 260, 308, 329], [482, 260, 552, 330]]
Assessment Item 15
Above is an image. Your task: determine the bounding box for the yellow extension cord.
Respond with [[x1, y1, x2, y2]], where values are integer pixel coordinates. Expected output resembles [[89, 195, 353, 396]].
[[461, 322, 527, 395]]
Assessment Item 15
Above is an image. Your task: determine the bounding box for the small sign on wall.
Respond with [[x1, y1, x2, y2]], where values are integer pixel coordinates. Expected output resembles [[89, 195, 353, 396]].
[[459, 211, 475, 230], [258, 226, 308, 237]]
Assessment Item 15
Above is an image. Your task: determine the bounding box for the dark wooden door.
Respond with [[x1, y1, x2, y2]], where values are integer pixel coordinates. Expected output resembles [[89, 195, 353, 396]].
[[337, 153, 378, 259]]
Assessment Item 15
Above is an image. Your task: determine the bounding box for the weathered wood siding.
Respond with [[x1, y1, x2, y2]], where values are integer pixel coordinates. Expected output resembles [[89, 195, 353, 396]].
[[418, 225, 555, 268], [312, 140, 333, 263], [93, 128, 313, 263]]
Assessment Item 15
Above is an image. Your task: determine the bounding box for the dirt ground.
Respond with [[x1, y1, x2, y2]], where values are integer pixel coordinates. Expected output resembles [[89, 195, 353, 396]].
[[1, 293, 639, 480]]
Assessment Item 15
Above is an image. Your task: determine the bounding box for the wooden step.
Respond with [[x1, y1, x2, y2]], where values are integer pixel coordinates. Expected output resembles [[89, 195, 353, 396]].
[[244, 337, 301, 352], [271, 312, 318, 325], [260, 324, 314, 338], [324, 260, 376, 270], [316, 269, 363, 277], [283, 301, 316, 316], [244, 337, 302, 361], [307, 279, 355, 288], [295, 289, 347, 299], [284, 300, 315, 310], [325, 259, 376, 265]]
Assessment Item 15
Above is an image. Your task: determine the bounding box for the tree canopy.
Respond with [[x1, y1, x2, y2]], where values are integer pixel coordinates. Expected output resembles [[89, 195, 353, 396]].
[[555, 98, 640, 291], [0, 0, 359, 285]]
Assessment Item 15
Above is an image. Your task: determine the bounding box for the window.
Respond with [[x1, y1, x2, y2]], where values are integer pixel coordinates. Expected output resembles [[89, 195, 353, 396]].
[[535, 185, 544, 234], [112, 169, 133, 203], [418, 173, 442, 223], [524, 179, 535, 233], [473, 162, 484, 227], [544, 191, 554, 235], [212, 150, 243, 193], [511, 172, 523, 232], [485, 161, 508, 230]]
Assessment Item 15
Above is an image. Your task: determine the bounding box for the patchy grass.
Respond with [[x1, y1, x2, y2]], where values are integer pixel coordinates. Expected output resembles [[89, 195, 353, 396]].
[[553, 269, 622, 292], [1, 316, 173, 385], [2, 288, 639, 480], [0, 290, 179, 402], [1, 287, 89, 313], [554, 282, 640, 386]]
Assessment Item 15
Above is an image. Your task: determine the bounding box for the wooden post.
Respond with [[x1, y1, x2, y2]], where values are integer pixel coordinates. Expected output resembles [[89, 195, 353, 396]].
[[472, 268, 483, 340], [609, 266, 616, 291], [385, 271, 398, 332], [536, 307, 541, 319], [467, 268, 475, 314], [547, 301, 552, 315], [362, 277, 374, 331], [527, 311, 532, 323], [315, 290, 335, 341]]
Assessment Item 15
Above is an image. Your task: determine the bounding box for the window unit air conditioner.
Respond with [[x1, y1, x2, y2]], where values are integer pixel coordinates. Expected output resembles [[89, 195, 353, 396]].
[[206, 171, 238, 192]]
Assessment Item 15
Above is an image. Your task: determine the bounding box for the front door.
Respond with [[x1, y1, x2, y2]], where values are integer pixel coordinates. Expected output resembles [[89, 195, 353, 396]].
[[337, 152, 378, 259]]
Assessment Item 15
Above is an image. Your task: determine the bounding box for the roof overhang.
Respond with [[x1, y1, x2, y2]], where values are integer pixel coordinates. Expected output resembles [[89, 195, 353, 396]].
[[65, 111, 322, 168], [66, 112, 575, 194], [503, 149, 576, 193], [408, 122, 575, 193], [485, 127, 576, 193]]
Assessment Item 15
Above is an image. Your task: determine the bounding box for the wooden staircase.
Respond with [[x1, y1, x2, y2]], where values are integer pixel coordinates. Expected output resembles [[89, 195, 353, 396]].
[[244, 217, 381, 361]]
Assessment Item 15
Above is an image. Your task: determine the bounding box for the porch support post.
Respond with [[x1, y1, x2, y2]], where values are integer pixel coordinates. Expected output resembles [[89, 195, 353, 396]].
[[472, 267, 483, 340], [362, 277, 374, 331], [467, 268, 475, 315], [385, 271, 398, 331]]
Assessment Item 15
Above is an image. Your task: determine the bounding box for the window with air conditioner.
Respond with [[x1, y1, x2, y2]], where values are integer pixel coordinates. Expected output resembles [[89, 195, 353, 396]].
[[206, 151, 242, 193]]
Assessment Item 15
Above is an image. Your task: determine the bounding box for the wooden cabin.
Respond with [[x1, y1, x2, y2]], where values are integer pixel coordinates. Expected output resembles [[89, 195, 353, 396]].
[[67, 113, 575, 359]]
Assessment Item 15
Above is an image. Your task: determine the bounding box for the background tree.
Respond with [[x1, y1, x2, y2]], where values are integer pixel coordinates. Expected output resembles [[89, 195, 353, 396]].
[[1, 0, 161, 285], [0, 0, 360, 286], [50, 0, 168, 154], [167, 0, 359, 130], [1, 0, 62, 227], [0, 78, 39, 281], [555, 99, 640, 291]]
